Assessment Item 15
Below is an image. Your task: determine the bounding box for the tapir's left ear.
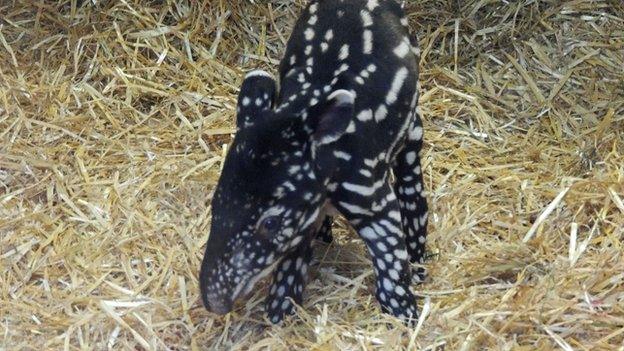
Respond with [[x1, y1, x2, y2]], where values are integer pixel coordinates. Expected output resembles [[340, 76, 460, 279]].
[[236, 70, 277, 129], [310, 89, 355, 152]]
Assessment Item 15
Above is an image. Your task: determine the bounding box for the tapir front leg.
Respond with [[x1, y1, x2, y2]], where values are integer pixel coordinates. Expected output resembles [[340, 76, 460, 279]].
[[335, 182, 418, 323], [265, 239, 313, 323]]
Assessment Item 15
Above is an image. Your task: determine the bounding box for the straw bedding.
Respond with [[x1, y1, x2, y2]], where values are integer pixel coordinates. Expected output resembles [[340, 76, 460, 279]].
[[1, 0, 623, 350]]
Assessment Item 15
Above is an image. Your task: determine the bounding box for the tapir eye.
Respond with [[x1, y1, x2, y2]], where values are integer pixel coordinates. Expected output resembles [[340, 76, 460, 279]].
[[260, 216, 281, 234]]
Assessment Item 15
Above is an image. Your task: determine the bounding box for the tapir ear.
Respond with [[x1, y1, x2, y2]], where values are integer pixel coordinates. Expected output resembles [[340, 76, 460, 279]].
[[236, 70, 277, 129], [310, 89, 355, 150]]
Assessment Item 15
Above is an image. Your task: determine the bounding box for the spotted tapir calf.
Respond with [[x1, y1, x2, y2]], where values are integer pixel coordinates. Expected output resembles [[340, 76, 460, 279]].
[[200, 0, 427, 324]]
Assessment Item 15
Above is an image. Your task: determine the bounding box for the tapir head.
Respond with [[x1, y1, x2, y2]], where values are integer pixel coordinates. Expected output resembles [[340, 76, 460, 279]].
[[200, 70, 354, 314]]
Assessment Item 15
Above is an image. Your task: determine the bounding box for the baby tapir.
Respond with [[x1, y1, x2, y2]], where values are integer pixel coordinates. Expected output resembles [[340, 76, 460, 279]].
[[200, 0, 427, 324]]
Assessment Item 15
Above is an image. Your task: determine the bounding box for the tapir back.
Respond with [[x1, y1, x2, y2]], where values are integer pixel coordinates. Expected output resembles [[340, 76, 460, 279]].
[[277, 0, 420, 169]]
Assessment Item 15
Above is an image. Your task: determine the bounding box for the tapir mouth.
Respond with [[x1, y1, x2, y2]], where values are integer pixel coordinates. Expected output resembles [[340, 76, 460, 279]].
[[231, 259, 281, 303], [204, 259, 280, 316]]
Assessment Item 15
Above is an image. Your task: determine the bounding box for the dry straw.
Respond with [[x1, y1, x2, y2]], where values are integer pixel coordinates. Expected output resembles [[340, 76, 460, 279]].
[[1, 0, 623, 350]]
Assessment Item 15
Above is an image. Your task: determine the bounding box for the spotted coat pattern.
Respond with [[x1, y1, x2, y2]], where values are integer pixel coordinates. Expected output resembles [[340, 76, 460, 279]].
[[200, 0, 427, 324]]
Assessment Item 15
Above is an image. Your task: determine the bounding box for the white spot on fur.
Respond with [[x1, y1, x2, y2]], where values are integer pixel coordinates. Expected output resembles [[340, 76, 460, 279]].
[[363, 30, 373, 54], [304, 28, 315, 41], [374, 105, 388, 122], [406, 151, 417, 165], [360, 10, 373, 27], [360, 227, 378, 240], [367, 0, 379, 11], [324, 29, 334, 41], [339, 44, 349, 60], [333, 151, 352, 161], [346, 121, 356, 133], [386, 67, 409, 105], [393, 37, 411, 58], [409, 126, 423, 141], [357, 109, 373, 122], [394, 249, 408, 260]]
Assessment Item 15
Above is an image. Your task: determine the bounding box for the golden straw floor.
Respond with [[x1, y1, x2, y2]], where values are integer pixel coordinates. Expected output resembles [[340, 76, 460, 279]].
[[1, 1, 623, 350]]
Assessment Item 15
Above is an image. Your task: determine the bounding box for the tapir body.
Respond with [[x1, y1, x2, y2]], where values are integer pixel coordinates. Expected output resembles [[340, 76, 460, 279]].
[[200, 0, 427, 323]]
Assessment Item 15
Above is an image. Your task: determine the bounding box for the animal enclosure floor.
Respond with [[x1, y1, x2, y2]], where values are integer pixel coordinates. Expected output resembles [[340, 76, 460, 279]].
[[1, 1, 623, 350]]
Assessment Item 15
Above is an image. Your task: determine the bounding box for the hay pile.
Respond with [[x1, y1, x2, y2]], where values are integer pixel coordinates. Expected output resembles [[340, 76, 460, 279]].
[[1, 0, 623, 349]]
